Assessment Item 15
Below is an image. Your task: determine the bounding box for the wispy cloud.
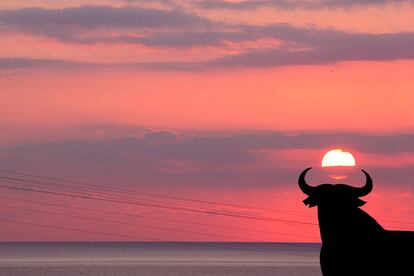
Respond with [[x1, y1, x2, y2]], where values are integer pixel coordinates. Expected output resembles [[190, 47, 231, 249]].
[[1, 6, 413, 70], [2, 28, 414, 70], [209, 30, 414, 67], [0, 57, 94, 69], [196, 0, 413, 10], [0, 5, 209, 30], [0, 57, 202, 71]]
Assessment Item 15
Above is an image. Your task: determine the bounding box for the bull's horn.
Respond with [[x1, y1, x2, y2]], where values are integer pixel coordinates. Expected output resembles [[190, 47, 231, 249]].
[[298, 167, 315, 195], [354, 169, 373, 197]]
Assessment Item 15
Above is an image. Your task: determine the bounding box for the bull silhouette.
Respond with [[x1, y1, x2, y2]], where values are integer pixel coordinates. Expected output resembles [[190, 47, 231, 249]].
[[298, 167, 413, 276]]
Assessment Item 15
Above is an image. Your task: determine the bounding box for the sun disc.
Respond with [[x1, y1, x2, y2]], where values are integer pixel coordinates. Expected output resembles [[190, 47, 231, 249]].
[[321, 149, 356, 167]]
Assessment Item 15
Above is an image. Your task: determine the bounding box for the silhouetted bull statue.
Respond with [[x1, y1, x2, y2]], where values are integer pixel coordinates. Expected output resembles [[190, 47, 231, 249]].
[[299, 168, 413, 276]]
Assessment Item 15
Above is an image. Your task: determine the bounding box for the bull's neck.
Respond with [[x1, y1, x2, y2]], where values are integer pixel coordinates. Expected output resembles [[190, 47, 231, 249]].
[[317, 205, 383, 243]]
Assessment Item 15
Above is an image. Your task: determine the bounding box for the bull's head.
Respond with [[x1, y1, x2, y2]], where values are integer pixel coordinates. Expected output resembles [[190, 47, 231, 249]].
[[298, 167, 373, 208]]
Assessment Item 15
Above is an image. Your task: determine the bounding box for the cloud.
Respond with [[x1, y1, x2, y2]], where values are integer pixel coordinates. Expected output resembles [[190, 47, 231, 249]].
[[0, 57, 201, 71], [2, 30, 414, 70], [196, 0, 412, 10], [113, 26, 414, 68], [2, 131, 414, 189], [0, 5, 218, 46], [209, 31, 414, 67], [141, 129, 180, 144], [101, 30, 254, 47], [0, 5, 210, 36], [1, 15, 414, 70], [0, 57, 94, 69], [120, 0, 179, 8], [1, 5, 414, 70]]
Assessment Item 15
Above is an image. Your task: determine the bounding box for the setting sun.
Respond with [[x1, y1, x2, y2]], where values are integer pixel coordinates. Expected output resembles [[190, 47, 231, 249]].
[[321, 149, 356, 167]]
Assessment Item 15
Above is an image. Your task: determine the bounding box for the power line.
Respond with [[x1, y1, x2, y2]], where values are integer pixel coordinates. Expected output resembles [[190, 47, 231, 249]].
[[0, 176, 189, 209], [1, 170, 411, 227], [0, 179, 318, 226], [0, 169, 409, 247], [0, 218, 152, 240], [0, 173, 410, 233], [0, 204, 261, 242], [2, 172, 410, 230], [0, 194, 314, 239], [0, 169, 311, 216]]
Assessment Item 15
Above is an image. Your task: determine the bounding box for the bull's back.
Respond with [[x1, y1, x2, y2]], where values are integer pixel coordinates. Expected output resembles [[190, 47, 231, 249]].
[[382, 230, 414, 274], [319, 231, 414, 276]]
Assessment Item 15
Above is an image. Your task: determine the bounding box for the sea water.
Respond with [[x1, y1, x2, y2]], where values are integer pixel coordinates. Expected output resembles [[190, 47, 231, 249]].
[[0, 242, 322, 276]]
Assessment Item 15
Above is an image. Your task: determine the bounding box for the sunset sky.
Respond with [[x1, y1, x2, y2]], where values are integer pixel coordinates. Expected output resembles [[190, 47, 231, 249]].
[[0, 0, 413, 242]]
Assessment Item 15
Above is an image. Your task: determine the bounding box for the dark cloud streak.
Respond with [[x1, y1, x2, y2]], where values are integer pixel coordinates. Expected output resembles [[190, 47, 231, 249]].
[[0, 5, 209, 31], [0, 57, 94, 69], [197, 0, 412, 10], [1, 6, 414, 69], [210, 31, 414, 67], [2, 132, 414, 188]]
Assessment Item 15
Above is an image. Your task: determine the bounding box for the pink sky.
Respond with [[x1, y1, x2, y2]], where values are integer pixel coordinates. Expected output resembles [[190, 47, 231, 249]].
[[0, 0, 413, 242]]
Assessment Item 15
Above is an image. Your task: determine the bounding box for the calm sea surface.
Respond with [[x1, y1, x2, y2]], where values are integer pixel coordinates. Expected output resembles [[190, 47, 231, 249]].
[[0, 242, 322, 276]]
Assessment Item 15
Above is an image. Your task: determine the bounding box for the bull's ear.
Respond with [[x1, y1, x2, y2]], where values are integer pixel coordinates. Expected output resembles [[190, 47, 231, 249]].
[[303, 197, 318, 208], [343, 197, 366, 207], [355, 198, 366, 207]]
